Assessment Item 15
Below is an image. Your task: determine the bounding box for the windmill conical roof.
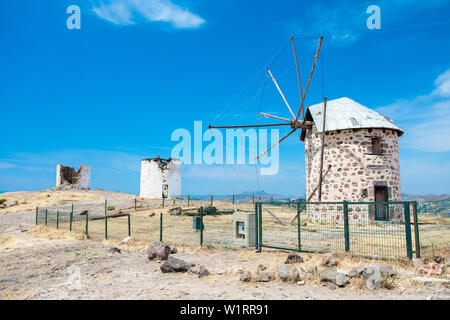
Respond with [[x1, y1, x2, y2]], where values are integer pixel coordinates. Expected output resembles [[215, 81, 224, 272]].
[[305, 97, 404, 136]]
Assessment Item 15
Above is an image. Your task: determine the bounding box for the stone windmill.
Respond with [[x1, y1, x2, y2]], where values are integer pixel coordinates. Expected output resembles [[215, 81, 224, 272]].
[[210, 36, 404, 218]]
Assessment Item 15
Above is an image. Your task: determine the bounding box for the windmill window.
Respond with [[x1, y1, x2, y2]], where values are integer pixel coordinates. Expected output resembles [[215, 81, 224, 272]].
[[371, 137, 382, 155]]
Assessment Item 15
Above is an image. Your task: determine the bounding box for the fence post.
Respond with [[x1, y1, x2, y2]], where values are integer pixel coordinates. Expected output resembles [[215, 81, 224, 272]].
[[232, 194, 235, 205], [134, 198, 137, 211], [128, 214, 131, 237], [56, 211, 59, 229], [35, 207, 38, 225], [404, 202, 413, 260], [343, 201, 350, 252], [210, 196, 213, 207], [105, 199, 108, 239], [254, 202, 259, 251], [258, 203, 262, 253], [85, 213, 89, 238], [297, 202, 301, 252], [200, 206, 204, 246], [412, 201, 420, 258], [70, 204, 73, 231], [162, 196, 165, 208], [252, 194, 255, 206], [187, 195, 190, 206], [160, 213, 163, 242], [45, 209, 48, 226]]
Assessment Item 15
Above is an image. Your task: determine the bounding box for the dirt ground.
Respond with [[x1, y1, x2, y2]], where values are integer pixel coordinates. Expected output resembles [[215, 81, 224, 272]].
[[0, 190, 449, 300]]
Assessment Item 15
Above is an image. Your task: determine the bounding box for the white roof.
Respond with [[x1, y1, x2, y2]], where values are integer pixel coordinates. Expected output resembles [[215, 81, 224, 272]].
[[306, 97, 403, 135]]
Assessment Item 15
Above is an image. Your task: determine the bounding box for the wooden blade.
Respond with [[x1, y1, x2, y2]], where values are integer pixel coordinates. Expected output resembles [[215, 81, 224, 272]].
[[294, 36, 324, 122], [258, 112, 292, 122], [291, 36, 304, 119], [209, 123, 291, 129], [267, 69, 296, 119], [256, 128, 297, 159]]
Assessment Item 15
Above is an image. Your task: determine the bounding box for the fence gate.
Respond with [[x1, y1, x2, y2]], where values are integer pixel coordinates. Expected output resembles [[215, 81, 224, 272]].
[[255, 201, 416, 260]]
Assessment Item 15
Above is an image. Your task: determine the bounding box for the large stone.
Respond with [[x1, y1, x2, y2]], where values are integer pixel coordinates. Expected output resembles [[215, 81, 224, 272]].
[[285, 253, 304, 264], [240, 271, 252, 282], [320, 268, 348, 287], [148, 241, 171, 261], [321, 252, 339, 267], [419, 263, 446, 276], [335, 271, 349, 287], [160, 257, 195, 273], [277, 264, 300, 283], [362, 265, 384, 290], [255, 271, 274, 282]]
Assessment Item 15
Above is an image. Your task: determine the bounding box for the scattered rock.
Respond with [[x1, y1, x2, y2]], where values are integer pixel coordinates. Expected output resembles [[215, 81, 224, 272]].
[[285, 253, 304, 264], [412, 276, 450, 287], [257, 264, 267, 271], [305, 265, 317, 275], [255, 271, 274, 282], [169, 246, 177, 254], [419, 263, 446, 276], [335, 271, 349, 287], [355, 266, 365, 275], [412, 258, 425, 269], [297, 280, 305, 286], [361, 264, 397, 288], [240, 271, 252, 282], [160, 257, 195, 273], [108, 247, 121, 254], [277, 264, 300, 283], [320, 268, 348, 287], [149, 212, 155, 217], [321, 252, 338, 267], [348, 268, 358, 278], [434, 255, 444, 264], [147, 241, 171, 261], [190, 265, 210, 278]]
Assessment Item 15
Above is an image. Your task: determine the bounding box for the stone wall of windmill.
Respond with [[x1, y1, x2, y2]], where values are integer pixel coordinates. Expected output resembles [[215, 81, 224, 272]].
[[304, 126, 402, 222]]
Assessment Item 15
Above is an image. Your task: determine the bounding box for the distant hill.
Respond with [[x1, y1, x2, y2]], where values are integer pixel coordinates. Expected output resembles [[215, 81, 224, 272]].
[[402, 193, 450, 202]]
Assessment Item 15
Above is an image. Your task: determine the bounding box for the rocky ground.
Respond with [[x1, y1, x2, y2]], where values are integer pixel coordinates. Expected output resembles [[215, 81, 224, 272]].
[[0, 224, 449, 300], [0, 191, 449, 300]]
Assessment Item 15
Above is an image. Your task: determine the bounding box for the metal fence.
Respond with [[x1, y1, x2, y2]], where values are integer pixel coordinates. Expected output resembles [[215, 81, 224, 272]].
[[35, 200, 444, 261], [255, 201, 418, 260]]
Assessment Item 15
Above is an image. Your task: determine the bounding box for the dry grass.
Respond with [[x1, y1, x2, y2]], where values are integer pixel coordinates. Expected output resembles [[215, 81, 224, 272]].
[[27, 225, 85, 240], [0, 235, 23, 247], [0, 190, 102, 215]]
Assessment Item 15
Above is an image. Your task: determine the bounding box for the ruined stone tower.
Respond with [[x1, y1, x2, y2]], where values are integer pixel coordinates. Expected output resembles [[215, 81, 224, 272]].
[[139, 156, 181, 199], [56, 164, 91, 189], [301, 97, 404, 203]]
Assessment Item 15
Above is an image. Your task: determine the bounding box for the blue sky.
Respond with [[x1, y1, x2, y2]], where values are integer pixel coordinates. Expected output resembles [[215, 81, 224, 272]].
[[1, 0, 449, 196]]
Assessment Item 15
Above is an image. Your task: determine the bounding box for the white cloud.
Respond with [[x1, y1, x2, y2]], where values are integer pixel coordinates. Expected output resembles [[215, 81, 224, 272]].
[[375, 69, 450, 152], [0, 162, 16, 170], [91, 0, 205, 29]]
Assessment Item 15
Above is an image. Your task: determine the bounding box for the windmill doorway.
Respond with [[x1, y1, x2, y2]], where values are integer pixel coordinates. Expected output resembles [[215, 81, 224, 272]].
[[374, 186, 389, 221]]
